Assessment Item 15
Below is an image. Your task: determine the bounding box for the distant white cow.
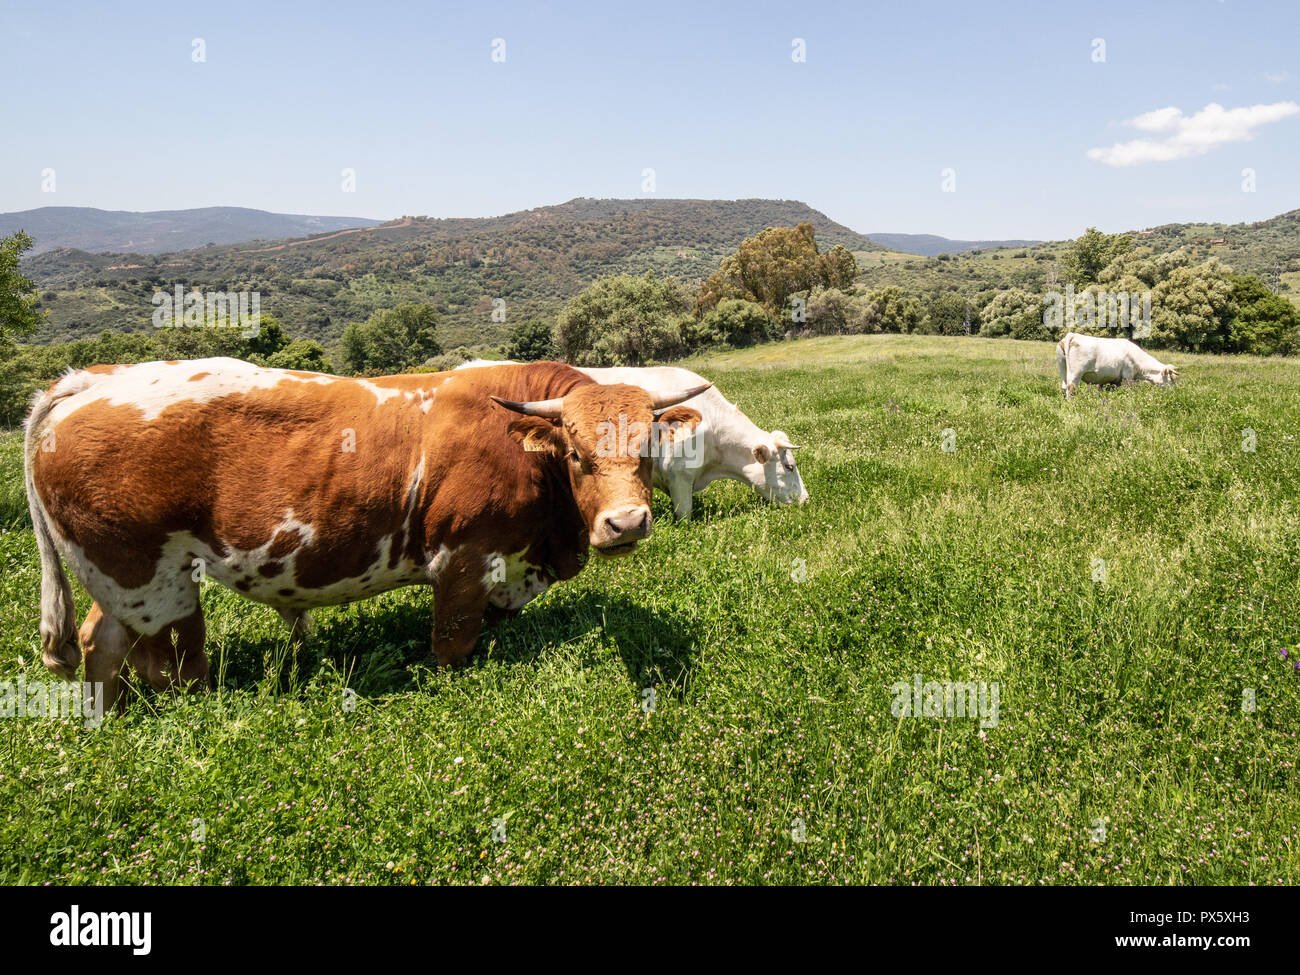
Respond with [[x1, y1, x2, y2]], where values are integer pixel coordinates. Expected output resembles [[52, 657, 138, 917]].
[[1056, 332, 1178, 400], [456, 360, 809, 519]]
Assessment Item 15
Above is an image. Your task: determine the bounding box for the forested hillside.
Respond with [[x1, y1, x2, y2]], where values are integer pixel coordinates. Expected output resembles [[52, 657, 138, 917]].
[[23, 198, 881, 348], [856, 209, 1300, 304]]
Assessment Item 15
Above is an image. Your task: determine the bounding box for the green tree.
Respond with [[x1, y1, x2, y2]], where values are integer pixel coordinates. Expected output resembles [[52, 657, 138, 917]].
[[341, 321, 369, 374], [0, 231, 43, 343], [266, 339, 334, 372], [341, 303, 442, 374], [505, 319, 555, 361], [147, 312, 292, 363], [816, 245, 859, 291], [685, 298, 775, 349], [696, 223, 858, 318], [0, 352, 32, 428], [242, 316, 292, 360], [1150, 259, 1236, 351], [1227, 274, 1300, 355], [803, 287, 881, 336], [1064, 227, 1134, 286], [920, 293, 971, 336], [555, 273, 689, 366], [978, 289, 1044, 339], [1097, 248, 1189, 290], [867, 287, 924, 333]]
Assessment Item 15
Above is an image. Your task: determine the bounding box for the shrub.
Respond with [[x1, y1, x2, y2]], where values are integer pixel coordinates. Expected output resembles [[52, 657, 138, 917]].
[[554, 272, 688, 366], [265, 340, 333, 373], [686, 298, 775, 349], [341, 303, 442, 374], [504, 320, 556, 361], [1227, 274, 1300, 355]]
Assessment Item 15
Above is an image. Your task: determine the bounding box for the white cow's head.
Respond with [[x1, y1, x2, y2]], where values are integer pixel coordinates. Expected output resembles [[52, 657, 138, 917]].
[[746, 431, 809, 506], [1157, 364, 1179, 387]]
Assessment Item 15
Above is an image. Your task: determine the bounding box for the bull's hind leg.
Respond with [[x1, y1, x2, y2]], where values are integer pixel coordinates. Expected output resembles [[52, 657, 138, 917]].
[[80, 603, 131, 712], [126, 607, 210, 694]]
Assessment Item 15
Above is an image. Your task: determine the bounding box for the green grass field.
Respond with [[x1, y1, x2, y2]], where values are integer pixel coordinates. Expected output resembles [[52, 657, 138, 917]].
[[1, 334, 1297, 885]]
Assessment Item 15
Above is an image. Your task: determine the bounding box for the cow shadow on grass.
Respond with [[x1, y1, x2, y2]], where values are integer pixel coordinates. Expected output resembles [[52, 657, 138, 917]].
[[486, 591, 700, 694], [204, 588, 699, 701], [199, 594, 434, 699]]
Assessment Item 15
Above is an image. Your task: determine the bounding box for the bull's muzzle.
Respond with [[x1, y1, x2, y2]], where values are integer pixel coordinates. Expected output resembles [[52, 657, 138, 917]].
[[592, 504, 652, 554]]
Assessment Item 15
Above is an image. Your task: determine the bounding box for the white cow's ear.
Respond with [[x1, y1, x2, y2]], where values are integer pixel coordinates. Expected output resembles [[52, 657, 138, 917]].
[[752, 444, 772, 464]]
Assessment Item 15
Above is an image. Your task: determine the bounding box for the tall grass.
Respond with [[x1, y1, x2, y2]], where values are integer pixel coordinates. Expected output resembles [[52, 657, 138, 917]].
[[0, 335, 1296, 884]]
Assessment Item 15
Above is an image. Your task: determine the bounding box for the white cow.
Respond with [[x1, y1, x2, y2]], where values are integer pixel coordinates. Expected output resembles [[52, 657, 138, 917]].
[[456, 360, 808, 519], [1056, 332, 1178, 400]]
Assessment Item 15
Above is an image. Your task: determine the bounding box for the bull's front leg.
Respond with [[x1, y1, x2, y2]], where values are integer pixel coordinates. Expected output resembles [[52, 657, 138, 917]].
[[429, 549, 491, 668], [483, 603, 523, 628], [668, 474, 696, 521]]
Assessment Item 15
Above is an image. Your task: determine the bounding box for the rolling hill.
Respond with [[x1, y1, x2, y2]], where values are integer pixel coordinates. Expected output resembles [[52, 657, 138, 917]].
[[865, 233, 1040, 256], [23, 198, 885, 348], [855, 209, 1300, 307], [0, 206, 381, 256], [18, 200, 1300, 351]]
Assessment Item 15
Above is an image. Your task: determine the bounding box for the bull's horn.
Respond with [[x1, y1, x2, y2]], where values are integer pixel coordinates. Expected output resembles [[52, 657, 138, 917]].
[[773, 433, 803, 450], [491, 394, 563, 419], [650, 383, 712, 413]]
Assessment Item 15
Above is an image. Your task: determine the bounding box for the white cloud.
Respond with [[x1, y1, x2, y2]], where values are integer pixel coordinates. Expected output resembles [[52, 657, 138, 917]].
[[1265, 71, 1291, 83], [1127, 106, 1185, 132], [1088, 101, 1299, 166]]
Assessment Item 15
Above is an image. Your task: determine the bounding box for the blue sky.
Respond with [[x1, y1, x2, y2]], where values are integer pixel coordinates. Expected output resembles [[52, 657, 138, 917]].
[[1, 0, 1296, 240]]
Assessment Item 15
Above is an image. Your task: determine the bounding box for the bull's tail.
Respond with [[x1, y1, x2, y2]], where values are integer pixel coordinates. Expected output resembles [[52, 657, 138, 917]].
[[23, 369, 106, 679], [1056, 332, 1076, 398]]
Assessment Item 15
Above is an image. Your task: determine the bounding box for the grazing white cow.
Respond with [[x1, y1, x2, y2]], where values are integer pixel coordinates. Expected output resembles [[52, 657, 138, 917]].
[[1056, 332, 1178, 400], [457, 361, 809, 519]]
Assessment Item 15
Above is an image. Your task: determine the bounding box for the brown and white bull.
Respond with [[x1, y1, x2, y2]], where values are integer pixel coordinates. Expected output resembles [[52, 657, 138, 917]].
[[458, 361, 808, 520], [24, 358, 706, 709]]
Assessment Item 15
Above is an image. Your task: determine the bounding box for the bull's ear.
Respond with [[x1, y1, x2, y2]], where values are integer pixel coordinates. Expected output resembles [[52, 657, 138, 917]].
[[655, 406, 702, 442], [508, 416, 566, 455], [752, 444, 772, 464]]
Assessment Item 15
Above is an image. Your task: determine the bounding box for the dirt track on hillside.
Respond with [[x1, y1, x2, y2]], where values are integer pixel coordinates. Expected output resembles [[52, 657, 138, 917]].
[[245, 216, 413, 253]]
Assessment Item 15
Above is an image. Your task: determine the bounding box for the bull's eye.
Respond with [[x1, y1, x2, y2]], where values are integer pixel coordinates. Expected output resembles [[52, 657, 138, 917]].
[[783, 461, 795, 472]]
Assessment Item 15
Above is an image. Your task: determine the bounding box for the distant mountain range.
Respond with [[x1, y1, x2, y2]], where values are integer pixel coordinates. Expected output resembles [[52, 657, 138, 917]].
[[0, 206, 382, 255], [865, 233, 1041, 256], [0, 203, 1038, 261]]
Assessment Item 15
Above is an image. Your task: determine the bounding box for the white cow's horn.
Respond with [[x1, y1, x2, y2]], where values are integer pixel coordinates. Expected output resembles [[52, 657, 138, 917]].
[[773, 433, 802, 450], [651, 383, 712, 413], [491, 394, 563, 419]]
